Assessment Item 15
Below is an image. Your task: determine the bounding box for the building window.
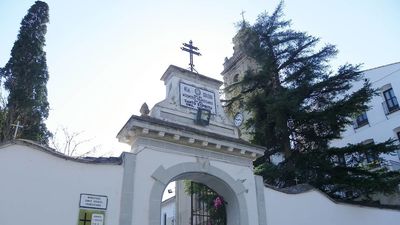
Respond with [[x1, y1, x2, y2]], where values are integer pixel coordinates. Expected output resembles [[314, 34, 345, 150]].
[[396, 131, 400, 145], [382, 88, 399, 114], [362, 139, 378, 163], [338, 154, 346, 165], [345, 139, 377, 166], [332, 153, 346, 166], [353, 112, 369, 129], [365, 151, 377, 163]]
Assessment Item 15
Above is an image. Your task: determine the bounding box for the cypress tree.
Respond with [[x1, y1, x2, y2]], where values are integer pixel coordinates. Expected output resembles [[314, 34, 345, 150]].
[[226, 2, 400, 200], [0, 1, 51, 144]]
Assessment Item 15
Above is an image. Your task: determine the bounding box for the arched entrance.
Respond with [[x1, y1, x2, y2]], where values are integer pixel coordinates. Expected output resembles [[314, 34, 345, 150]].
[[149, 162, 249, 225]]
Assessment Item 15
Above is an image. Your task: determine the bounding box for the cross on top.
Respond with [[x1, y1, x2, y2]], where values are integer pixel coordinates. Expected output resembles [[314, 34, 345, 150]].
[[294, 177, 299, 185], [240, 10, 246, 23], [11, 121, 24, 139], [181, 40, 201, 73]]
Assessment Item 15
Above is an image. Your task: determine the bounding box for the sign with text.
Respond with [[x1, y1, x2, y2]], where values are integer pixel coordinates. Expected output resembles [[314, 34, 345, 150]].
[[80, 194, 108, 210], [91, 213, 104, 225], [77, 209, 105, 225], [179, 82, 216, 114]]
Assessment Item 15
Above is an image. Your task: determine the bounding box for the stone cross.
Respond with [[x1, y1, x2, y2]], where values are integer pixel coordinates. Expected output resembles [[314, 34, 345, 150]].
[[11, 121, 24, 139], [294, 177, 299, 185]]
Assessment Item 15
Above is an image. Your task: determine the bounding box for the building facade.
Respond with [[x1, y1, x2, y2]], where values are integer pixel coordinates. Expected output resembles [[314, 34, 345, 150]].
[[329, 62, 400, 169], [161, 196, 175, 225]]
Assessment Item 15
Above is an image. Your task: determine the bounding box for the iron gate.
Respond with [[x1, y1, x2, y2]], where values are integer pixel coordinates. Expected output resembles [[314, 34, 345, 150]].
[[190, 182, 226, 225]]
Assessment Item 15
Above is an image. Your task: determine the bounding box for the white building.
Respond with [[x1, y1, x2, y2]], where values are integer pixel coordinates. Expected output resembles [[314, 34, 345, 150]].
[[161, 196, 175, 225], [330, 62, 400, 170]]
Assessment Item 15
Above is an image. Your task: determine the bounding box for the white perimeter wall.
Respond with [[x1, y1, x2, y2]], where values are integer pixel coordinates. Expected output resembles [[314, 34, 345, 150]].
[[264, 186, 400, 225], [0, 144, 123, 225], [1, 142, 400, 225]]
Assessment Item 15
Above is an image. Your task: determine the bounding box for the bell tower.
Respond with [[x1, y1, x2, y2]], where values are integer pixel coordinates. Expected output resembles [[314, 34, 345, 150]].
[[221, 29, 259, 141]]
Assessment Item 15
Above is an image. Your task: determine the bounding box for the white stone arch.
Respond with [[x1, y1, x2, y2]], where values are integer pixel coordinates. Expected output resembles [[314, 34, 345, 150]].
[[149, 162, 249, 225]]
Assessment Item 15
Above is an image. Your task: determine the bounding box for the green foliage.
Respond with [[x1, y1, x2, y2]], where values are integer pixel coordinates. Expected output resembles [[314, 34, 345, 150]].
[[0, 1, 51, 144], [226, 1, 400, 200]]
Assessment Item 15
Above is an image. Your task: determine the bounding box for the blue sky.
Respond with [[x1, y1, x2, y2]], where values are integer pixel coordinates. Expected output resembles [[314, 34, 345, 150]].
[[1, 0, 399, 156]]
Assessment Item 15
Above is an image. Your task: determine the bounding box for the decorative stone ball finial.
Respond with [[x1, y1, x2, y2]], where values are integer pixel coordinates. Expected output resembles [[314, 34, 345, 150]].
[[140, 102, 150, 116]]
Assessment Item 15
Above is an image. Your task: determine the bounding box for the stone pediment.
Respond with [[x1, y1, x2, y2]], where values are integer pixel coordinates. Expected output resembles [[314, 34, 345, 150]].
[[149, 65, 239, 138], [118, 65, 265, 160]]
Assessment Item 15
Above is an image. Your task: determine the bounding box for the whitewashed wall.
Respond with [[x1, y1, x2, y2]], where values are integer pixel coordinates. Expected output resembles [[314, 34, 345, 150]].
[[264, 186, 400, 225], [1, 141, 400, 225], [0, 143, 123, 225]]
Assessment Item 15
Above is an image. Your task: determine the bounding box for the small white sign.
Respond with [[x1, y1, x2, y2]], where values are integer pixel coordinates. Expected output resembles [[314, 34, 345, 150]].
[[91, 214, 104, 225], [179, 82, 216, 114], [80, 194, 108, 210]]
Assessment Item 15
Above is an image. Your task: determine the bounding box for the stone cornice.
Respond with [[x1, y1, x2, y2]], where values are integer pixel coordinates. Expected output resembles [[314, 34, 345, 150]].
[[221, 51, 246, 75], [117, 115, 265, 160]]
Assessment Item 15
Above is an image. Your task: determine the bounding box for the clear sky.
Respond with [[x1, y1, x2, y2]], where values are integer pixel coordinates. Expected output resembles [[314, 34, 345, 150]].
[[1, 0, 399, 156]]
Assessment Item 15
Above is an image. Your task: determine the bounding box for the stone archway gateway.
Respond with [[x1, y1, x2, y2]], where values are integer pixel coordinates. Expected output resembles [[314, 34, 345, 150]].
[[150, 163, 248, 225], [117, 65, 267, 225]]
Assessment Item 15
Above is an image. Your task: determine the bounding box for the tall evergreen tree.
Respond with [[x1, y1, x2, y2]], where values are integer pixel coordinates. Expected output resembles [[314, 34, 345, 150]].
[[0, 1, 51, 144], [226, 2, 400, 200]]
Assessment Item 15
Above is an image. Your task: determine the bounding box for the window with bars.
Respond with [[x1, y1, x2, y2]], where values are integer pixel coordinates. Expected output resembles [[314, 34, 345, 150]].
[[382, 88, 399, 114], [353, 112, 369, 129]]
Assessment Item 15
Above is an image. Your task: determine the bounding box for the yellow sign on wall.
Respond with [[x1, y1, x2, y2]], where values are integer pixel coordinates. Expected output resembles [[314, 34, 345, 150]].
[[77, 209, 105, 225]]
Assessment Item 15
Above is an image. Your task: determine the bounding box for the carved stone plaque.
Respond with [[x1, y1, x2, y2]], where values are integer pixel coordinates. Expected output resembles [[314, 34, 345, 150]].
[[179, 82, 216, 114]]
